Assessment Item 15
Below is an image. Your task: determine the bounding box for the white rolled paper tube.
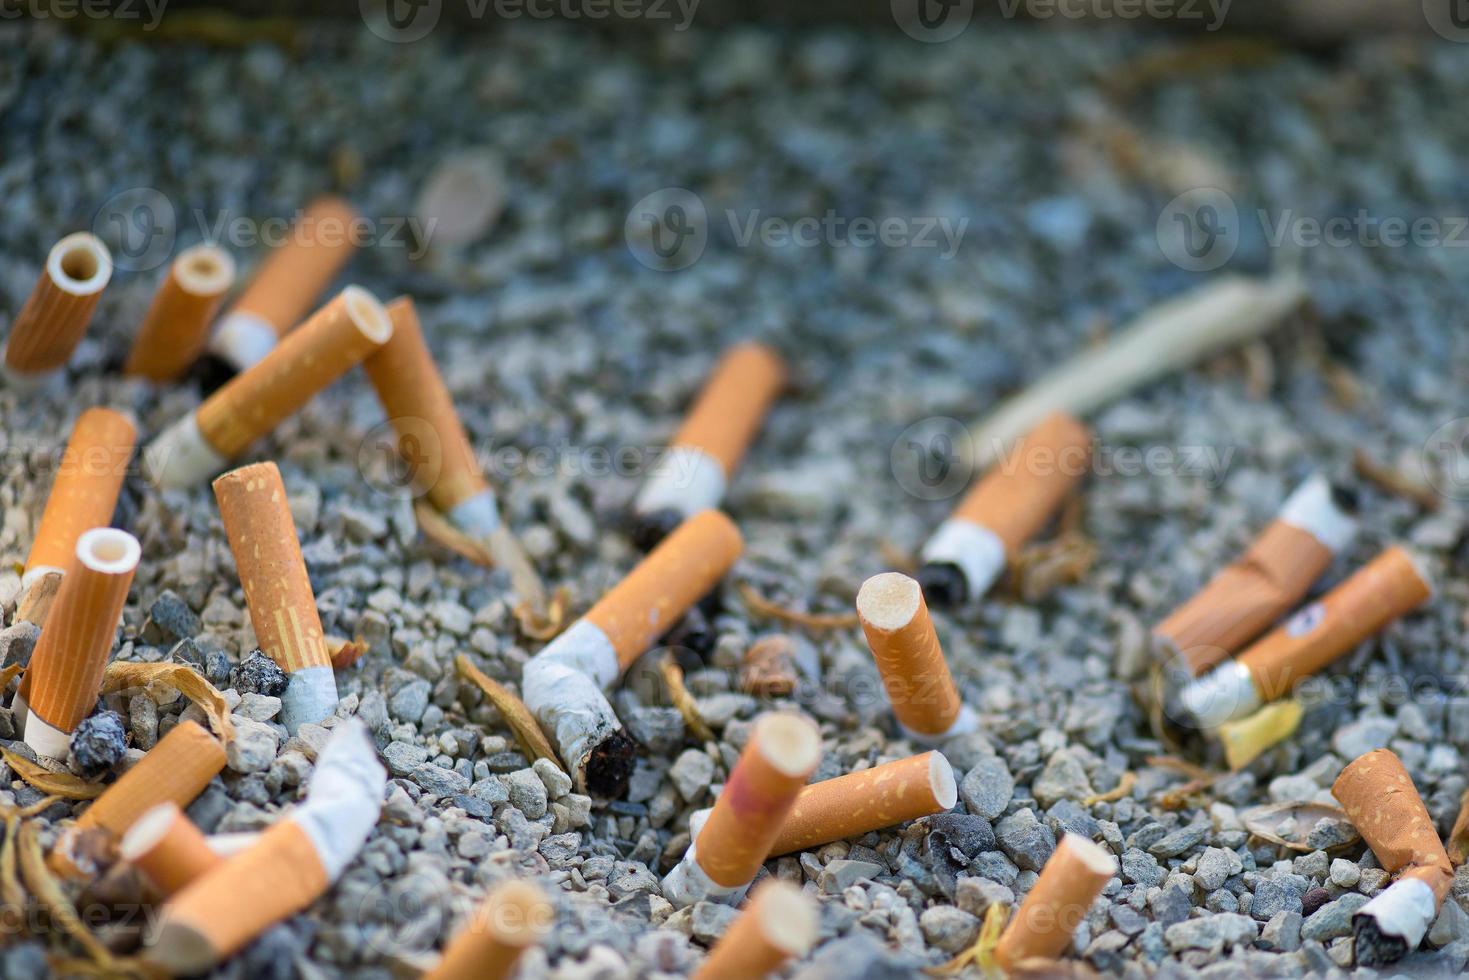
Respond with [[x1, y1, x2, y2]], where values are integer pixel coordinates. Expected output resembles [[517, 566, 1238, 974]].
[[291, 719, 387, 879], [661, 808, 748, 908], [634, 446, 727, 519], [144, 412, 228, 490], [521, 619, 623, 787], [1279, 474, 1358, 553], [1179, 659, 1262, 730], [208, 311, 279, 373], [447, 487, 501, 535], [918, 517, 1007, 600], [1355, 877, 1438, 954], [279, 666, 340, 735], [900, 703, 980, 746]]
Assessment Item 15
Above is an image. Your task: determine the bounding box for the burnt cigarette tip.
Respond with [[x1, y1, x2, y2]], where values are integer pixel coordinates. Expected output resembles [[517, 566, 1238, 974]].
[[915, 562, 968, 609], [1327, 481, 1360, 514], [583, 729, 638, 799], [1353, 915, 1409, 968], [628, 507, 684, 553]]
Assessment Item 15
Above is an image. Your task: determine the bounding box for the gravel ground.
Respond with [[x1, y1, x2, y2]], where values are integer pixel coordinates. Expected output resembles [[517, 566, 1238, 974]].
[[1, 15, 1468, 980]]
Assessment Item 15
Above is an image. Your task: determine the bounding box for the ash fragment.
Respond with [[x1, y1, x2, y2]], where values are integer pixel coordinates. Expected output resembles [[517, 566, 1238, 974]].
[[628, 508, 683, 552], [584, 729, 638, 799], [231, 650, 289, 697], [69, 711, 127, 778], [1353, 913, 1410, 968], [916, 562, 967, 608]]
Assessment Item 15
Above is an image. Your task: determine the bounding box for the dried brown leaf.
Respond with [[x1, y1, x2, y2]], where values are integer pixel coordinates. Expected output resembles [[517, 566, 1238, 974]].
[[736, 582, 858, 631], [1354, 448, 1441, 511], [1240, 801, 1359, 853], [15, 570, 62, 627], [0, 748, 104, 800], [1082, 771, 1137, 806], [1009, 533, 1097, 602], [1446, 790, 1469, 866], [0, 663, 21, 693], [414, 498, 495, 565], [877, 541, 917, 575], [18, 820, 119, 969], [100, 662, 233, 743], [1, 815, 24, 915], [327, 636, 369, 671], [741, 635, 798, 697], [927, 900, 1007, 977], [661, 656, 714, 743], [516, 587, 569, 642], [454, 655, 560, 769]]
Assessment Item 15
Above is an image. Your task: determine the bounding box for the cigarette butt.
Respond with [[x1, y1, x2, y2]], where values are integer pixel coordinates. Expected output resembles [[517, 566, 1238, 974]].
[[586, 509, 743, 671], [119, 802, 223, 898], [423, 880, 553, 980], [208, 195, 360, 371], [918, 412, 1091, 606], [3, 232, 112, 378], [213, 461, 337, 731], [146, 286, 392, 488], [362, 296, 490, 517], [856, 573, 971, 740], [23, 407, 137, 587], [664, 713, 821, 905], [993, 833, 1116, 970], [1181, 546, 1433, 728], [23, 528, 140, 760], [769, 751, 957, 856], [146, 720, 386, 974], [693, 880, 818, 980], [124, 244, 236, 382], [1155, 475, 1358, 675], [1332, 749, 1452, 958], [632, 343, 785, 542]]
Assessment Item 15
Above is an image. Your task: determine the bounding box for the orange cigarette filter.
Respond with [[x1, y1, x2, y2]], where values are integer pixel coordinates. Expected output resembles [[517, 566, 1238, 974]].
[[953, 411, 1091, 552], [222, 195, 360, 341], [1332, 749, 1453, 904], [693, 880, 818, 980], [214, 462, 337, 731], [200, 287, 390, 459], [691, 713, 822, 889], [119, 802, 224, 898], [584, 509, 744, 671], [361, 296, 488, 514], [23, 528, 140, 760], [1241, 546, 1431, 703], [4, 232, 112, 376], [770, 751, 956, 856], [423, 880, 554, 980], [154, 817, 329, 968], [146, 286, 392, 489], [668, 342, 786, 477], [24, 407, 137, 584], [994, 833, 1116, 970], [856, 573, 970, 739], [124, 244, 236, 382]]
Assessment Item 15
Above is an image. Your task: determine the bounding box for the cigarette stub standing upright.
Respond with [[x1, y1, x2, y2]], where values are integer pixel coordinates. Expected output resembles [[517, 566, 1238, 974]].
[[22, 407, 137, 588], [52, 720, 226, 877], [993, 833, 1116, 969], [21, 528, 140, 761], [662, 712, 822, 907], [423, 880, 553, 980], [3, 232, 112, 385], [856, 572, 977, 742], [1155, 474, 1358, 676], [917, 411, 1091, 607], [213, 462, 339, 732], [1181, 546, 1433, 728], [124, 244, 237, 382], [629, 342, 785, 549], [768, 751, 956, 856], [207, 195, 360, 372], [1332, 749, 1454, 967], [146, 720, 387, 974], [362, 297, 544, 608], [522, 509, 742, 797], [146, 285, 392, 489], [693, 880, 818, 980]]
